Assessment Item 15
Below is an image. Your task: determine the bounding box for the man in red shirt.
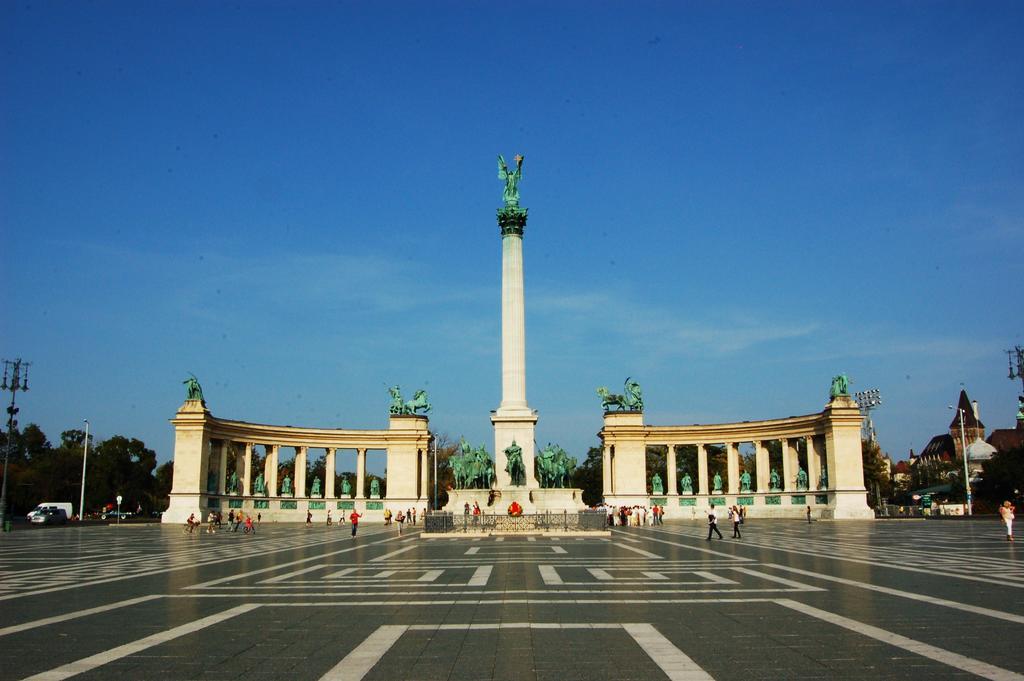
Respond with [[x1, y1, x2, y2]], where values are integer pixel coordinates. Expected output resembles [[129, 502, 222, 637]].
[[349, 510, 362, 537]]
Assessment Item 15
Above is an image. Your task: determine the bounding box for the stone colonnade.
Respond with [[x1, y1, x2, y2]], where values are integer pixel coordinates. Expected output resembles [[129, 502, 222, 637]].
[[600, 395, 872, 519], [163, 400, 431, 523]]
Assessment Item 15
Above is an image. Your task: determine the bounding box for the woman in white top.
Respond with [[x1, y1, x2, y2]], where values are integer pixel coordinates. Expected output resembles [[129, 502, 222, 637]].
[[999, 501, 1015, 542]]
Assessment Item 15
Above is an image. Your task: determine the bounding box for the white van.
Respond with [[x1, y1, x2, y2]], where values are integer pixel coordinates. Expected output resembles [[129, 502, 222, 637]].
[[26, 502, 74, 520]]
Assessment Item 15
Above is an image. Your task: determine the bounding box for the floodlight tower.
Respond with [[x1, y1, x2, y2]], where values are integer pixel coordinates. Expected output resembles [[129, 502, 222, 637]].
[[0, 359, 31, 530], [854, 388, 882, 442]]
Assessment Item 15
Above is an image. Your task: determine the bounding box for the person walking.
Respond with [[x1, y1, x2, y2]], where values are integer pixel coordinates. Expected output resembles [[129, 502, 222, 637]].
[[806, 506, 812, 524], [397, 510, 405, 535], [731, 506, 742, 539], [306, 510, 313, 526], [326, 510, 332, 526], [1000, 501, 1015, 541], [349, 510, 362, 537], [706, 504, 723, 540], [257, 513, 262, 525], [244, 514, 255, 534]]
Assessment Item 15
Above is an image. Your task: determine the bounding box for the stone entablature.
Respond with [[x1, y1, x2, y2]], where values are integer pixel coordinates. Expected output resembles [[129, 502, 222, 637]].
[[163, 400, 431, 524], [599, 395, 873, 520]]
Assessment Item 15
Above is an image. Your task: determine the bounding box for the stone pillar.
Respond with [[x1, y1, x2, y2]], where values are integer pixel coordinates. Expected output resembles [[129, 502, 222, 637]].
[[242, 444, 253, 497], [781, 439, 793, 492], [602, 445, 612, 496], [823, 396, 873, 518], [356, 448, 367, 499], [266, 445, 279, 497], [666, 445, 677, 496], [217, 440, 229, 495], [755, 441, 768, 493], [233, 443, 245, 494], [295, 447, 307, 497], [492, 206, 539, 489], [500, 222, 528, 411], [697, 444, 709, 495], [419, 449, 429, 499], [807, 436, 821, 490], [164, 400, 211, 524], [726, 442, 739, 494], [325, 448, 336, 498]]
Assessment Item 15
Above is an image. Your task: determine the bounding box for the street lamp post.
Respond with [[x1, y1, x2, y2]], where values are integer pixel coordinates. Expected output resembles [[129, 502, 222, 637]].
[[949, 405, 972, 515], [432, 433, 438, 511], [79, 420, 89, 521], [0, 358, 30, 531]]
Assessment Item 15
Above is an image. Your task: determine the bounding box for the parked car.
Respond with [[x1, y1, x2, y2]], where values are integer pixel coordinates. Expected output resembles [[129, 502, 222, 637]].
[[30, 508, 68, 525], [101, 510, 132, 520]]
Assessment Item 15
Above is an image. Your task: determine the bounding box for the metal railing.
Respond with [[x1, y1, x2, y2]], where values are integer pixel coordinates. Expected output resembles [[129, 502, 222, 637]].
[[424, 510, 607, 534]]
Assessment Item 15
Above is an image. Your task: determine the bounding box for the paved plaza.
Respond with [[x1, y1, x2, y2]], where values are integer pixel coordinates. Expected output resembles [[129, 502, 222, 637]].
[[0, 520, 1021, 680]]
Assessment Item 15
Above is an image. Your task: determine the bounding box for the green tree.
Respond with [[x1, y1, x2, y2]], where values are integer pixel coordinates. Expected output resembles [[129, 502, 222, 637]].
[[572, 446, 603, 505], [87, 435, 157, 514], [975, 446, 1024, 506], [862, 439, 893, 506]]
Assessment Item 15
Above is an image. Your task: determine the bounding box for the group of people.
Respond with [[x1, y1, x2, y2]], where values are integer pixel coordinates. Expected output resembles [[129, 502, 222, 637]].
[[600, 504, 662, 527], [383, 507, 425, 534], [185, 510, 260, 535]]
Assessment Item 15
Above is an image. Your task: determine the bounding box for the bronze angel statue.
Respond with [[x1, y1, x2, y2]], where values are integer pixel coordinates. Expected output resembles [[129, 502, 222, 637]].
[[497, 154, 524, 207]]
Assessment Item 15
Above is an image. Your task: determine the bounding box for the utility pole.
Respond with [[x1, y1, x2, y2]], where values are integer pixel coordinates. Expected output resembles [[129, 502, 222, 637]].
[[1, 359, 31, 531]]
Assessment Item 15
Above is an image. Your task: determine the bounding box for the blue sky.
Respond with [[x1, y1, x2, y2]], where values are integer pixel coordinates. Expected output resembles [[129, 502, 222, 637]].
[[2, 1, 1021, 472]]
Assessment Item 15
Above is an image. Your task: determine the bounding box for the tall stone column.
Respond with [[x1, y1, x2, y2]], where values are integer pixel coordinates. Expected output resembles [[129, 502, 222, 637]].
[[356, 448, 367, 499], [242, 443, 253, 497], [492, 199, 539, 489], [806, 436, 821, 490], [781, 439, 793, 492], [602, 445, 612, 496], [666, 445, 677, 496], [697, 444, 709, 496], [325, 448, 336, 498], [295, 447, 307, 497], [419, 449, 429, 499], [754, 441, 768, 493], [726, 442, 739, 494], [217, 440, 229, 495], [266, 445, 279, 497]]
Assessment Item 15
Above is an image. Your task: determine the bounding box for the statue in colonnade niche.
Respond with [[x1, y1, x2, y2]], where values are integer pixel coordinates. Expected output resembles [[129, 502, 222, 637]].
[[769, 468, 781, 491], [310, 476, 321, 497], [183, 373, 205, 402], [369, 478, 381, 498], [739, 470, 752, 493], [281, 475, 293, 495], [829, 374, 850, 399], [596, 377, 643, 412], [712, 471, 723, 493], [795, 467, 808, 491], [207, 471, 217, 493], [254, 473, 266, 496], [651, 473, 664, 495], [679, 471, 693, 494], [818, 467, 828, 490], [1017, 395, 1024, 420], [341, 477, 352, 497], [227, 471, 239, 495]]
